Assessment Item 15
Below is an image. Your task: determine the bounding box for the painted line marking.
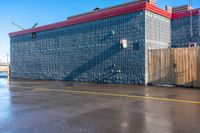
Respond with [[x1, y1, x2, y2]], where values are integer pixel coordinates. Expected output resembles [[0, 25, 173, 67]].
[[33, 88, 200, 105], [8, 84, 200, 105]]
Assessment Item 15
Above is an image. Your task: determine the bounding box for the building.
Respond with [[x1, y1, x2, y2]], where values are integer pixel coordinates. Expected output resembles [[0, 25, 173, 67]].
[[9, 0, 200, 84], [172, 5, 200, 47]]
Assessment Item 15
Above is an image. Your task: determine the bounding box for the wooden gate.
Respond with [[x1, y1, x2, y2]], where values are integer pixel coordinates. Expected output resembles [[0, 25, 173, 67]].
[[148, 48, 200, 87]]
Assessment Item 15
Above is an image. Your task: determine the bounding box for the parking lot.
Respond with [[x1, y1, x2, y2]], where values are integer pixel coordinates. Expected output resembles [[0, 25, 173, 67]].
[[0, 78, 200, 133]]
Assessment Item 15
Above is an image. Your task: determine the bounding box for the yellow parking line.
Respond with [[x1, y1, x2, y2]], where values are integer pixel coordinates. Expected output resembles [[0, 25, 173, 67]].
[[34, 88, 200, 105]]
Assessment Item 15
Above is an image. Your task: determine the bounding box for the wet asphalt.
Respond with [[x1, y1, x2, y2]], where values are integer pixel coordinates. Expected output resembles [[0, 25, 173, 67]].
[[0, 78, 200, 133]]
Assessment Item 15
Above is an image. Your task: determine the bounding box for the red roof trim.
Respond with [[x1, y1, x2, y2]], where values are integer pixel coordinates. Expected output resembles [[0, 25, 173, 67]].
[[9, 2, 199, 37], [172, 8, 200, 19], [146, 3, 172, 18], [9, 2, 146, 37]]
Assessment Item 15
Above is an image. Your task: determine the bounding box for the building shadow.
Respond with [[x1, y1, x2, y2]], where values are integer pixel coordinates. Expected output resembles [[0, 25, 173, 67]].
[[64, 43, 121, 81], [148, 68, 198, 88]]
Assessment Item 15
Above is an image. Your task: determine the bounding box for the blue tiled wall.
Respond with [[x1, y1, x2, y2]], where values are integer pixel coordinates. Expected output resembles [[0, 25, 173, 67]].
[[172, 15, 200, 47], [10, 11, 146, 84]]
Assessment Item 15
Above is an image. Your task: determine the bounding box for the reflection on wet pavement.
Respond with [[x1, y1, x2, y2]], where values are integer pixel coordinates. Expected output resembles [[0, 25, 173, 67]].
[[0, 78, 11, 127], [0, 79, 200, 133]]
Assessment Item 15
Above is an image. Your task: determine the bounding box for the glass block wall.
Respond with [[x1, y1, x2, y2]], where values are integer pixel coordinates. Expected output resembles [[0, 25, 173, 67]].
[[145, 10, 171, 49], [10, 11, 147, 84], [172, 14, 200, 47], [145, 10, 171, 84]]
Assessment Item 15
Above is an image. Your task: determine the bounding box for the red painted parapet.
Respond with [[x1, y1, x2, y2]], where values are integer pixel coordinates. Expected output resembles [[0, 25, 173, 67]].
[[9, 1, 146, 37], [9, 2, 171, 37], [9, 1, 199, 38], [146, 3, 171, 18], [172, 8, 200, 19]]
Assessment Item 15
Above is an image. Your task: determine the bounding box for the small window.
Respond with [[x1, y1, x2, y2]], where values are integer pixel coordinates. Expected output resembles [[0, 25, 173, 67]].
[[133, 43, 139, 50], [32, 32, 37, 39]]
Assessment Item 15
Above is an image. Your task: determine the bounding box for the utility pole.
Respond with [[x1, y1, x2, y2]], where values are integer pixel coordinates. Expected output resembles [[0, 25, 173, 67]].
[[198, 9, 200, 46], [199, 9, 200, 36], [189, 0, 193, 39]]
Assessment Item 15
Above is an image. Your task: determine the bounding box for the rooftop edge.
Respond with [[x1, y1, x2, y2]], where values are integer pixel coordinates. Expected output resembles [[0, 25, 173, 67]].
[[9, 1, 199, 37]]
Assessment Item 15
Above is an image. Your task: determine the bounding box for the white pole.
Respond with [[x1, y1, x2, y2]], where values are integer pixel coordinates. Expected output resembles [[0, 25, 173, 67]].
[[6, 53, 8, 66]]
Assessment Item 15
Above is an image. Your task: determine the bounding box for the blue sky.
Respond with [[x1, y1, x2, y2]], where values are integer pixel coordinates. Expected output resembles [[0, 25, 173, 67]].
[[0, 0, 200, 62]]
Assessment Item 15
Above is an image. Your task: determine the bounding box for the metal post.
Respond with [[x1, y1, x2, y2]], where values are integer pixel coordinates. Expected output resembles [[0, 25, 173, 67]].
[[199, 9, 200, 36], [189, 0, 193, 39], [188, 0, 193, 46], [198, 9, 200, 47]]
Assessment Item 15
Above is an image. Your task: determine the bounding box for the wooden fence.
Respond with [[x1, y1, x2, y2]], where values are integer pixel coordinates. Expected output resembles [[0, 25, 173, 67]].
[[148, 48, 200, 88]]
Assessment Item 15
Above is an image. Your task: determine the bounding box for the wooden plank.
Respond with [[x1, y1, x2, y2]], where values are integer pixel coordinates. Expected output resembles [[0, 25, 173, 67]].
[[149, 50, 152, 82], [171, 48, 175, 84], [159, 49, 162, 82], [148, 50, 151, 82], [183, 48, 186, 84], [180, 48, 184, 85], [196, 48, 200, 87], [188, 48, 192, 85], [155, 50, 158, 82], [165, 49, 169, 83], [174, 48, 177, 84], [193, 48, 198, 86], [185, 48, 187, 84], [160, 50, 163, 81], [175, 48, 179, 85], [185, 48, 189, 85]]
